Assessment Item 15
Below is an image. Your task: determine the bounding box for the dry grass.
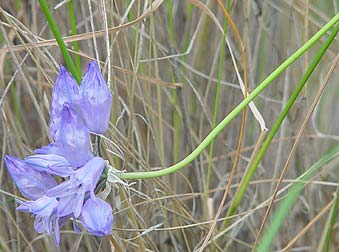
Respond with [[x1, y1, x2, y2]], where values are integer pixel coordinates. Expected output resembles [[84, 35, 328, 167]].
[[0, 0, 339, 251]]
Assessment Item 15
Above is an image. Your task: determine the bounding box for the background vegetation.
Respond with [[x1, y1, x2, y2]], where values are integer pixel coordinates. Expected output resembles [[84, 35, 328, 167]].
[[0, 0, 338, 251]]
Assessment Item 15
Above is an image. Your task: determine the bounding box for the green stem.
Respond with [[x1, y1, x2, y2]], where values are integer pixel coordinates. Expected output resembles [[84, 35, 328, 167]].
[[68, 0, 81, 74], [226, 21, 339, 231], [118, 13, 339, 180], [205, 14, 229, 195], [38, 0, 81, 83]]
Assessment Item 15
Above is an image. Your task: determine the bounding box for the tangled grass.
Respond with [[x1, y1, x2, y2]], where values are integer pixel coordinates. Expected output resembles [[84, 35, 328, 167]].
[[0, 1, 339, 251]]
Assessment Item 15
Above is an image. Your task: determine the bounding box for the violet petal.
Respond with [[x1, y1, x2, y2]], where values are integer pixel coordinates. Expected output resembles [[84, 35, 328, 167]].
[[25, 154, 74, 177], [4, 155, 57, 200], [55, 103, 93, 167]]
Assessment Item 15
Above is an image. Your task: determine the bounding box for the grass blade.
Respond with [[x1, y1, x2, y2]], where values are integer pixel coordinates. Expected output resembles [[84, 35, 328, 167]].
[[257, 145, 339, 251], [38, 0, 81, 83]]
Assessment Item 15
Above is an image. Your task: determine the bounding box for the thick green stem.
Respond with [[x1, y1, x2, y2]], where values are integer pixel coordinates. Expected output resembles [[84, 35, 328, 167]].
[[226, 22, 339, 232], [118, 13, 339, 180]]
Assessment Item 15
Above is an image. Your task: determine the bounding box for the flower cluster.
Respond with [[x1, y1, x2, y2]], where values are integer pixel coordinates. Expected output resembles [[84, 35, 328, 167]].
[[4, 61, 113, 246]]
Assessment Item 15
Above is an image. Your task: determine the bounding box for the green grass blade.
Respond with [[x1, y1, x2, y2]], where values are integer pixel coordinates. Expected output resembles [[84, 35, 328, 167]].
[[257, 145, 339, 251], [38, 0, 81, 83], [322, 173, 339, 251]]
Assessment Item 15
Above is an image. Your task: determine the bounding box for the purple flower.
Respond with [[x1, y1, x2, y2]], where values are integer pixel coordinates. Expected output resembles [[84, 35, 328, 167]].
[[25, 154, 74, 177], [80, 196, 113, 236], [5, 63, 115, 247], [50, 66, 80, 139], [16, 195, 61, 246], [55, 103, 93, 167], [46, 157, 106, 217], [4, 155, 57, 200], [80, 61, 112, 134]]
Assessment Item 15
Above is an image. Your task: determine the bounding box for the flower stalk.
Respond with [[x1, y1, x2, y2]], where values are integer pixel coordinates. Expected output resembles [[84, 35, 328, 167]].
[[117, 12, 339, 180], [38, 0, 81, 83]]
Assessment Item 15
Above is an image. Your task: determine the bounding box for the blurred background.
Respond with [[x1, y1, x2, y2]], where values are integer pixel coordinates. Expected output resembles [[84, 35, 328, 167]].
[[0, 0, 339, 251]]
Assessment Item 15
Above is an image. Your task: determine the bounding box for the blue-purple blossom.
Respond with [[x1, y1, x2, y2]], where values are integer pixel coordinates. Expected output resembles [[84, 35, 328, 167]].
[[4, 155, 57, 200], [80, 61, 112, 134], [5, 63, 115, 246], [50, 66, 80, 139], [55, 103, 93, 167], [25, 154, 74, 177], [16, 195, 61, 246], [46, 157, 106, 218], [80, 196, 113, 236]]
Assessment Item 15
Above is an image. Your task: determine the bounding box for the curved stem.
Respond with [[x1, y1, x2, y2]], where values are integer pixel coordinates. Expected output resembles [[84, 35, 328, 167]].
[[118, 13, 339, 180], [227, 21, 339, 243]]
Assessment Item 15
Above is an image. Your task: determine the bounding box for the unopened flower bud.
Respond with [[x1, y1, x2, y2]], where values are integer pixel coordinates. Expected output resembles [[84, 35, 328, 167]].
[[80, 61, 112, 134], [80, 196, 113, 236], [50, 66, 80, 138]]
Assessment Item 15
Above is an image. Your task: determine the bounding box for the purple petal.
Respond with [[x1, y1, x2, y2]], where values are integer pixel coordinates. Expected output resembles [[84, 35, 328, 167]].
[[80, 61, 112, 134], [56, 195, 75, 217], [46, 179, 78, 198], [34, 216, 45, 233], [25, 154, 74, 177], [76, 157, 106, 192], [73, 185, 86, 218], [54, 218, 60, 247], [80, 196, 113, 236], [16, 195, 58, 217], [4, 155, 57, 200], [50, 66, 80, 139], [55, 103, 93, 167], [34, 143, 62, 156]]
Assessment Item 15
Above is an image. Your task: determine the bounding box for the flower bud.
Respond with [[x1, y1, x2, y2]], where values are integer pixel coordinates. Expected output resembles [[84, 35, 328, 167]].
[[50, 66, 80, 139], [55, 103, 93, 167], [80, 61, 112, 134], [4, 155, 57, 200], [80, 196, 113, 236]]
